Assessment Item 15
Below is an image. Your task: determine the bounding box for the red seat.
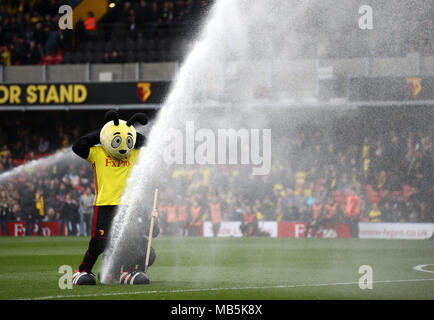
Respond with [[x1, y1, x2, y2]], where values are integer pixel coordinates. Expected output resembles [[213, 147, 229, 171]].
[[402, 185, 414, 201]]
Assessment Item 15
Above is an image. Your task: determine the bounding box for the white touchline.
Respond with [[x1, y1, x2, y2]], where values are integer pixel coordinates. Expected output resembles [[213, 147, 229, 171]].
[[20, 278, 434, 300]]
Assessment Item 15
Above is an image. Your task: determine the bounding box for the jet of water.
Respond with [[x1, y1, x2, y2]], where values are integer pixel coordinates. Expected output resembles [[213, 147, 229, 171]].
[[0, 148, 74, 185], [100, 0, 315, 283], [100, 0, 415, 282]]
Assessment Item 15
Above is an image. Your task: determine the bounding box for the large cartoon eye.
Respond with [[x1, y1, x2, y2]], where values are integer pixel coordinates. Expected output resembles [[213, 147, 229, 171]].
[[111, 136, 122, 148], [126, 136, 134, 149]]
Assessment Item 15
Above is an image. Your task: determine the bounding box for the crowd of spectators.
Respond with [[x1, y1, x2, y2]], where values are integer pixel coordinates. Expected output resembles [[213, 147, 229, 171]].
[[0, 107, 433, 237], [302, 0, 434, 58], [1, 0, 433, 66], [0, 0, 212, 66]]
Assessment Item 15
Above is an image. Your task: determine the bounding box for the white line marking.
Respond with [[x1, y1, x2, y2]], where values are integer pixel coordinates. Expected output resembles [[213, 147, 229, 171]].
[[413, 264, 434, 274], [20, 278, 434, 300]]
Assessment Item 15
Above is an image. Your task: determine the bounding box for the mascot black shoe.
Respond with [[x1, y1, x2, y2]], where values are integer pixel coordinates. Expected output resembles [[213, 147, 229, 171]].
[[72, 270, 97, 285], [120, 270, 150, 285]]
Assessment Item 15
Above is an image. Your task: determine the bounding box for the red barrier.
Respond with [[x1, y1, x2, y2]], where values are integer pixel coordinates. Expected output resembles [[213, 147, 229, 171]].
[[0, 221, 66, 236], [278, 221, 351, 238], [278, 221, 308, 238]]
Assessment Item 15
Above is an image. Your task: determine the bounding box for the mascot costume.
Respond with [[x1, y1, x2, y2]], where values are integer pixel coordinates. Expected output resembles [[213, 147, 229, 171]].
[[71, 110, 159, 285]]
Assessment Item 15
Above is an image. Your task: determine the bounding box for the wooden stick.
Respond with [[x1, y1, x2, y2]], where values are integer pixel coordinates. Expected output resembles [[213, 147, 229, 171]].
[[144, 188, 159, 273]]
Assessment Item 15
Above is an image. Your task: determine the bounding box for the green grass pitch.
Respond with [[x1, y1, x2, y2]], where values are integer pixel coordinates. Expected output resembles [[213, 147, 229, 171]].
[[0, 236, 433, 300]]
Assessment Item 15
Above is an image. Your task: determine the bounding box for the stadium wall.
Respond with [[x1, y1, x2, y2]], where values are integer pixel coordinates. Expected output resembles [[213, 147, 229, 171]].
[[1, 57, 433, 108], [202, 221, 434, 240], [2, 221, 432, 239], [1, 62, 178, 83], [1, 56, 433, 84]]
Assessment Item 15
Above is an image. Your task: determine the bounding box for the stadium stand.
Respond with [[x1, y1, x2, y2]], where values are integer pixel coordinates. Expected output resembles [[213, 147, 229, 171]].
[[0, 106, 432, 237], [1, 0, 433, 66], [0, 0, 213, 66]]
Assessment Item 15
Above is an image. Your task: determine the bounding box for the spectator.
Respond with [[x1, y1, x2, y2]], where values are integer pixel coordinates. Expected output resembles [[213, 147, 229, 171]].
[[102, 51, 111, 63], [46, 207, 58, 221], [294, 184, 308, 211], [35, 187, 45, 236], [10, 203, 23, 222], [22, 183, 37, 236], [321, 195, 340, 235], [379, 197, 393, 222], [305, 196, 323, 238], [240, 202, 259, 236], [177, 197, 189, 236], [135, 0, 151, 30], [59, 192, 79, 236], [368, 202, 382, 222], [188, 200, 203, 236], [74, 16, 86, 48], [164, 198, 178, 235], [344, 187, 361, 237], [0, 189, 11, 236], [44, 29, 59, 54], [23, 40, 41, 65], [109, 49, 123, 63], [283, 199, 299, 221], [83, 11, 97, 41], [33, 22, 46, 47], [149, 1, 161, 23], [120, 1, 133, 20], [175, 0, 187, 21], [59, 20, 73, 52], [160, 1, 175, 23], [126, 8, 137, 39], [0, 45, 11, 65], [37, 137, 50, 154], [209, 194, 222, 237], [79, 187, 94, 236]]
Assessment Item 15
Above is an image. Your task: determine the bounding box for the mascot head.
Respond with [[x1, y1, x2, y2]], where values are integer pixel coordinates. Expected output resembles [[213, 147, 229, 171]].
[[100, 110, 148, 160]]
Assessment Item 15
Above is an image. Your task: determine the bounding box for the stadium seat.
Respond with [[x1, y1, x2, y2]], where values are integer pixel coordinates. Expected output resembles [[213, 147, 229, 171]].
[[169, 39, 181, 51], [125, 39, 136, 52], [73, 51, 83, 64], [93, 41, 105, 53], [83, 51, 93, 63], [156, 28, 170, 39], [157, 39, 170, 50], [147, 50, 158, 62], [137, 50, 148, 62], [168, 50, 180, 61], [125, 50, 137, 63], [104, 41, 114, 53], [84, 41, 94, 53], [136, 39, 146, 51], [158, 50, 170, 62], [166, 28, 179, 40], [62, 51, 73, 64], [93, 52, 104, 63], [402, 185, 415, 201], [146, 39, 156, 50], [54, 53, 63, 64], [116, 41, 125, 53]]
